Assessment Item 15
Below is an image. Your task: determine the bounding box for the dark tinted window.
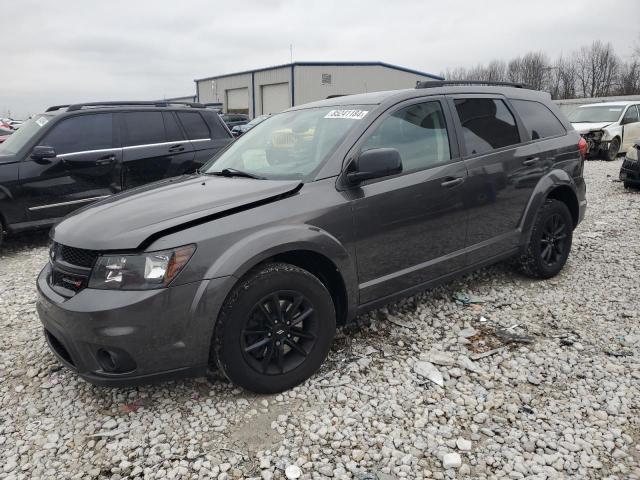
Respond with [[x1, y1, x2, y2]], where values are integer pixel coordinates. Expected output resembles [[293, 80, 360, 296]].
[[622, 105, 639, 124], [42, 114, 114, 155], [202, 111, 231, 138], [511, 99, 565, 140], [177, 112, 210, 140], [362, 101, 451, 172], [162, 112, 184, 141], [122, 112, 166, 146], [454, 98, 520, 155]]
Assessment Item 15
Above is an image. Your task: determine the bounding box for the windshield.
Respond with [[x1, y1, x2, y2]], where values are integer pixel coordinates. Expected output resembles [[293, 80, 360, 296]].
[[203, 106, 371, 181], [247, 115, 269, 126], [569, 106, 623, 123], [0, 115, 52, 155]]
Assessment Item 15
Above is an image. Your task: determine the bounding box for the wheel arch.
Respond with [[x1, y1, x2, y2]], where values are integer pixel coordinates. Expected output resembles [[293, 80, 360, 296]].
[[202, 225, 359, 325], [518, 170, 580, 249]]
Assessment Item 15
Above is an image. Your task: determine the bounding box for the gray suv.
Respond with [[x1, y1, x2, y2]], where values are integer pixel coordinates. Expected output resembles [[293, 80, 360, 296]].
[[36, 81, 587, 393]]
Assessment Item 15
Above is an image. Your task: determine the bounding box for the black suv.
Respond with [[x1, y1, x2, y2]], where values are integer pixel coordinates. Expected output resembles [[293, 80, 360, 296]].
[[36, 82, 587, 393], [0, 101, 232, 245], [620, 141, 640, 188]]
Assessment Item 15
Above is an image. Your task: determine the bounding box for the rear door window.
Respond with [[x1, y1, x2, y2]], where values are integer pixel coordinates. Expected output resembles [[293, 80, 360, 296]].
[[41, 114, 114, 155], [177, 112, 210, 140], [510, 99, 566, 140], [454, 98, 521, 156], [162, 112, 184, 141], [122, 112, 166, 146]]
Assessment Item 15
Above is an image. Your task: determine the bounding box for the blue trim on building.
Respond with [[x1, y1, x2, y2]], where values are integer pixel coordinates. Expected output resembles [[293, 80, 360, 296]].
[[251, 71, 256, 118], [194, 61, 444, 82], [291, 64, 295, 107]]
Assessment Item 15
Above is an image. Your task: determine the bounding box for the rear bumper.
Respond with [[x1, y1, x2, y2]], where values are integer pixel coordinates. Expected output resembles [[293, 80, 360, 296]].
[[36, 263, 233, 387]]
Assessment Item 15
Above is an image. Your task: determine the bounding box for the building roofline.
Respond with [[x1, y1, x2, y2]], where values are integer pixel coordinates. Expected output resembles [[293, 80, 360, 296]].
[[194, 61, 444, 82]]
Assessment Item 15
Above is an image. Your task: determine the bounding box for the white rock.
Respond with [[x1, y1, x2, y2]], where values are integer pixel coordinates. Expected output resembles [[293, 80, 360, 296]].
[[414, 361, 444, 387], [442, 452, 462, 469], [456, 438, 472, 451], [285, 464, 302, 479]]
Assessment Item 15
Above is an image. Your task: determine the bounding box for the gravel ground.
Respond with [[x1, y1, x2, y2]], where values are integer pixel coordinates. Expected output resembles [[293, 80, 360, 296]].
[[1, 159, 639, 480]]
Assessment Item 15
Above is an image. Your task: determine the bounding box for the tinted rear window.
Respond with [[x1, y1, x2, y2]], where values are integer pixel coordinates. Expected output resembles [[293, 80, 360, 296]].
[[42, 114, 114, 155], [162, 112, 184, 142], [122, 112, 166, 146], [511, 99, 565, 140], [177, 112, 210, 140], [454, 98, 520, 156]]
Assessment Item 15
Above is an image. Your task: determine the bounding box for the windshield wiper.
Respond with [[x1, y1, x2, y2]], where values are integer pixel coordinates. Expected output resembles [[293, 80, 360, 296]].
[[207, 168, 266, 180]]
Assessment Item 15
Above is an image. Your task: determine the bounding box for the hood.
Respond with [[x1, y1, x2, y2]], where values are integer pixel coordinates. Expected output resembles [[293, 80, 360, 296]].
[[52, 174, 302, 251], [571, 122, 613, 134]]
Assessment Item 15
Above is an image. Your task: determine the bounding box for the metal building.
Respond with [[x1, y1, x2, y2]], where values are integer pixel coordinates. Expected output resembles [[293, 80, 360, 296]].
[[194, 61, 443, 117]]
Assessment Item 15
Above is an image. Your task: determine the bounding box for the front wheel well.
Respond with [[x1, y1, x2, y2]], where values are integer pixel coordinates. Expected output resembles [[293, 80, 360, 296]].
[[268, 250, 349, 326], [546, 186, 579, 228]]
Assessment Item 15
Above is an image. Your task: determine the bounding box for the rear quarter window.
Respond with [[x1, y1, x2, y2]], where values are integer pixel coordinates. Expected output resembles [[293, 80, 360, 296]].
[[510, 99, 566, 140], [177, 112, 210, 140]]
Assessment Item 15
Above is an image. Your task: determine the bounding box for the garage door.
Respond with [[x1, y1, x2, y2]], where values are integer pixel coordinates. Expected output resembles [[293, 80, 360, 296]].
[[226, 88, 249, 114], [261, 83, 290, 114]]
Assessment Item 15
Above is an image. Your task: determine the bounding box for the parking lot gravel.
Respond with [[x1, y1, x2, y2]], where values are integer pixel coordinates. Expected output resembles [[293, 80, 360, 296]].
[[1, 159, 639, 480]]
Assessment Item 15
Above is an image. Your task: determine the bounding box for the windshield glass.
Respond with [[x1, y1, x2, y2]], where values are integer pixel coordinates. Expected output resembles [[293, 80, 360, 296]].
[[247, 115, 269, 127], [203, 106, 371, 180], [569, 106, 623, 123], [0, 115, 52, 155]]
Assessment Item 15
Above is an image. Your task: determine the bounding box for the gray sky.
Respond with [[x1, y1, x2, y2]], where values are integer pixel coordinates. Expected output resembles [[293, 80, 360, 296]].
[[2, 0, 638, 118]]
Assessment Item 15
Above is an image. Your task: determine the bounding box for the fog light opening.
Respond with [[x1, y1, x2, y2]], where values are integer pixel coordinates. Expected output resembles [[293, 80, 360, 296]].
[[96, 348, 136, 373]]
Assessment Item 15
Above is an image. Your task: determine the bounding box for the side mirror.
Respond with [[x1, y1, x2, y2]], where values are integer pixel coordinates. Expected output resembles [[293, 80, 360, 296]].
[[31, 145, 57, 160], [346, 148, 402, 185]]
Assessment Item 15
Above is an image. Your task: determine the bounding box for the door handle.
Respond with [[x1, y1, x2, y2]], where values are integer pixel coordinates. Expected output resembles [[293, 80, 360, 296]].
[[440, 177, 465, 188], [522, 156, 540, 166], [95, 155, 116, 166], [169, 144, 185, 153]]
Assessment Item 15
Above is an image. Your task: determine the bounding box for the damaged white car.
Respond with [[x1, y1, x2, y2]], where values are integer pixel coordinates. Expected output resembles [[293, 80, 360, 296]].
[[569, 101, 640, 161]]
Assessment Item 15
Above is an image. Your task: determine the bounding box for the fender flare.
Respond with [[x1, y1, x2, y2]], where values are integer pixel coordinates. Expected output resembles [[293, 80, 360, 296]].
[[203, 224, 359, 319], [517, 169, 579, 248]]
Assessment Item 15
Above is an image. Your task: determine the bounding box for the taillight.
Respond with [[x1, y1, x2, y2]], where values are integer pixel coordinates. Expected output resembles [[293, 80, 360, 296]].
[[578, 137, 588, 160]]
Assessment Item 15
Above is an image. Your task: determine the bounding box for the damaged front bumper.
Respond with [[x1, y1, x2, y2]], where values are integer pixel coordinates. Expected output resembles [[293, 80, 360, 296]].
[[580, 131, 609, 157]]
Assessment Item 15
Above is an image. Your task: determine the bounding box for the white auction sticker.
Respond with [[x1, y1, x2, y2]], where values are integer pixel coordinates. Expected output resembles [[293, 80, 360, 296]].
[[324, 109, 369, 120], [35, 116, 49, 127]]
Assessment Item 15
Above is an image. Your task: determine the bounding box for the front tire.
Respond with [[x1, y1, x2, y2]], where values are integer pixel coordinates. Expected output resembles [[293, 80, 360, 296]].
[[517, 199, 573, 279], [605, 137, 621, 161], [212, 262, 336, 394]]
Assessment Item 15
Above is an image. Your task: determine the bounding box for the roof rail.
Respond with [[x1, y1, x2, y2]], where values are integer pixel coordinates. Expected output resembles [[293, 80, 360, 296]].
[[45, 105, 71, 112], [416, 80, 531, 89], [65, 101, 206, 111]]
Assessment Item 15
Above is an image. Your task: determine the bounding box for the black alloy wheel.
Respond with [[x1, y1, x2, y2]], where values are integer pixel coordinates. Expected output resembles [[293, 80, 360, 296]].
[[212, 262, 336, 393], [241, 291, 318, 375], [517, 199, 573, 279], [539, 213, 569, 267]]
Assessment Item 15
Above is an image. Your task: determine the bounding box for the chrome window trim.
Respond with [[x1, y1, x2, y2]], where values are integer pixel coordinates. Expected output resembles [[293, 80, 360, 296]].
[[28, 195, 110, 211], [54, 139, 211, 158]]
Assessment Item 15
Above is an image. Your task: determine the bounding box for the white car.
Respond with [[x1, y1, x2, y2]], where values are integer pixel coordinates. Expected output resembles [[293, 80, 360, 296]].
[[569, 101, 640, 161]]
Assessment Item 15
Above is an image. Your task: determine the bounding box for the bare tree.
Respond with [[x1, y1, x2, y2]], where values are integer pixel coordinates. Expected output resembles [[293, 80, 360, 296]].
[[575, 41, 619, 97], [616, 60, 640, 95]]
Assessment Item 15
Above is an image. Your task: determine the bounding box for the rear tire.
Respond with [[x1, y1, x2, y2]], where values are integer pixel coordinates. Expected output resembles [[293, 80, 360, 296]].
[[212, 262, 336, 394], [517, 199, 573, 279], [605, 138, 620, 161]]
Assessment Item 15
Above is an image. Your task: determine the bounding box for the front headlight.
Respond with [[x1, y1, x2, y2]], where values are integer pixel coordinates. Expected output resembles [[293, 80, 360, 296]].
[[591, 130, 604, 141], [88, 244, 196, 290], [627, 145, 639, 161]]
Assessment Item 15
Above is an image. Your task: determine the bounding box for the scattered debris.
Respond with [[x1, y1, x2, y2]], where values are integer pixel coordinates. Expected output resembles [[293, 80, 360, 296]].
[[495, 328, 534, 345], [120, 400, 144, 414], [423, 350, 456, 367], [479, 316, 489, 323], [457, 355, 484, 374], [88, 429, 130, 438], [469, 347, 507, 361], [385, 316, 415, 329], [520, 405, 535, 415], [452, 292, 485, 306], [458, 327, 478, 338], [414, 361, 444, 387], [604, 349, 633, 357]]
